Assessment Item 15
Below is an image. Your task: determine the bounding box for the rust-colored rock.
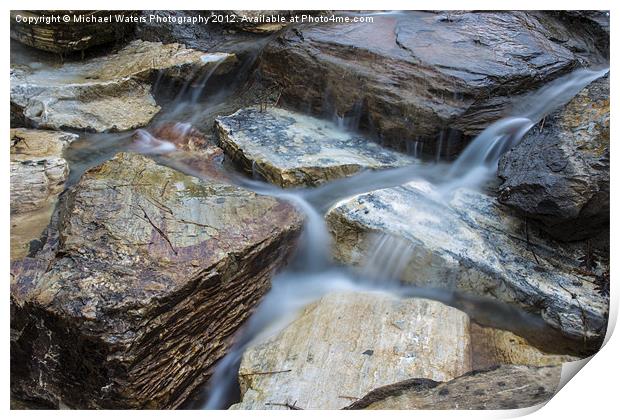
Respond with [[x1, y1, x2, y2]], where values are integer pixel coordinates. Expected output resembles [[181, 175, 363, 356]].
[[10, 152, 303, 408]]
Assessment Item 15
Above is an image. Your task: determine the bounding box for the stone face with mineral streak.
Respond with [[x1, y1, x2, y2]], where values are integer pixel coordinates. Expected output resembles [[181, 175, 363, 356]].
[[232, 292, 472, 410], [498, 76, 609, 241], [10, 153, 303, 409], [215, 107, 417, 187], [326, 182, 608, 345], [10, 40, 237, 132], [10, 128, 78, 260], [345, 365, 561, 410], [260, 11, 588, 154]]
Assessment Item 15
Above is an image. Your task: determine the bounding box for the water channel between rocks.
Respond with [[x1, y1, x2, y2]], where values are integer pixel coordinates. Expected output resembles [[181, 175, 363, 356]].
[[10, 11, 610, 410]]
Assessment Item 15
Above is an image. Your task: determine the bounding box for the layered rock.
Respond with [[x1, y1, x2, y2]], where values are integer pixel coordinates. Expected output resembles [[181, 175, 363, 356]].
[[345, 365, 561, 410], [498, 76, 609, 241], [11, 40, 237, 132], [326, 183, 608, 345], [232, 292, 472, 409], [10, 10, 135, 54], [470, 324, 578, 369], [260, 11, 582, 154], [10, 152, 303, 408], [10, 128, 78, 260], [215, 107, 416, 187]]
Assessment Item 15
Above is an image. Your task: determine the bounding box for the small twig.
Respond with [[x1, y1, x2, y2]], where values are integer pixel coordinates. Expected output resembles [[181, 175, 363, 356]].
[[274, 89, 283, 107], [265, 401, 303, 410], [539, 116, 546, 133], [240, 369, 292, 377], [338, 395, 360, 401]]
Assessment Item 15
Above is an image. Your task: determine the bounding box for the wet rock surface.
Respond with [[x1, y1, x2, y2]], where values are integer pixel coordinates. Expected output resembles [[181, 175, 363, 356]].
[[10, 152, 303, 409], [498, 76, 609, 241], [232, 292, 472, 409], [10, 128, 78, 260], [470, 324, 577, 369], [10, 10, 135, 54], [345, 365, 561, 410], [215, 107, 416, 187], [260, 11, 581, 153], [10, 40, 237, 132], [326, 183, 608, 345]]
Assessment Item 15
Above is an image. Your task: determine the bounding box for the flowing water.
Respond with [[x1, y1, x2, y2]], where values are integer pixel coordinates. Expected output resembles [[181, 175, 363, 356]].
[[42, 36, 608, 408]]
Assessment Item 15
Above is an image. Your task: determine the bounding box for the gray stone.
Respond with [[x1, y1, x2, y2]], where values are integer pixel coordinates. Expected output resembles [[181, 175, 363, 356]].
[[215, 107, 416, 187], [260, 11, 586, 153], [498, 76, 609, 241], [326, 182, 608, 344]]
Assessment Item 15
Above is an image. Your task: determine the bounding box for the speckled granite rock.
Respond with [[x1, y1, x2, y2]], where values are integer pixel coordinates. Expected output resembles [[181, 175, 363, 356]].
[[260, 11, 585, 154], [10, 152, 303, 409], [215, 107, 416, 187], [498, 76, 609, 241], [470, 324, 578, 369], [326, 182, 608, 345], [10, 128, 78, 260], [232, 292, 471, 409], [345, 365, 561, 410], [11, 40, 237, 132]]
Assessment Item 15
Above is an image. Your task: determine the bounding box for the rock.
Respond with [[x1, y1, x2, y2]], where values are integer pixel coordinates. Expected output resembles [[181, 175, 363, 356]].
[[11, 40, 237, 132], [215, 107, 416, 187], [232, 291, 472, 409], [345, 365, 561, 410], [10, 128, 78, 260], [220, 11, 294, 33], [326, 183, 609, 345], [470, 324, 578, 369], [10, 152, 303, 409], [260, 11, 582, 154], [135, 11, 267, 54], [498, 76, 609, 241], [10, 10, 135, 54]]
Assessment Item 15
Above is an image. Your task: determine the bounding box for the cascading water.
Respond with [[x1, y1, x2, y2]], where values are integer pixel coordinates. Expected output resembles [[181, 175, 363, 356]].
[[49, 31, 606, 407], [199, 67, 609, 409]]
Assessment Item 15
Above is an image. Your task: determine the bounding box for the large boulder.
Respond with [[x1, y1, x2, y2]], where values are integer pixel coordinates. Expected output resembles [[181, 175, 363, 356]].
[[260, 11, 582, 155], [11, 40, 237, 132], [326, 182, 609, 346], [498, 76, 609, 241], [10, 128, 78, 260], [10, 152, 303, 408], [232, 292, 472, 409], [215, 107, 416, 187], [345, 365, 561, 410]]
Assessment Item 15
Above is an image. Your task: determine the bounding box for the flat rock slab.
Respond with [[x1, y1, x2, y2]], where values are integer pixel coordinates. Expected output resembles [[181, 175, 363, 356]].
[[326, 183, 608, 344], [233, 291, 471, 409], [10, 152, 303, 409], [260, 11, 586, 153], [10, 128, 78, 260], [215, 107, 416, 187], [345, 365, 561, 410], [11, 40, 237, 132]]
